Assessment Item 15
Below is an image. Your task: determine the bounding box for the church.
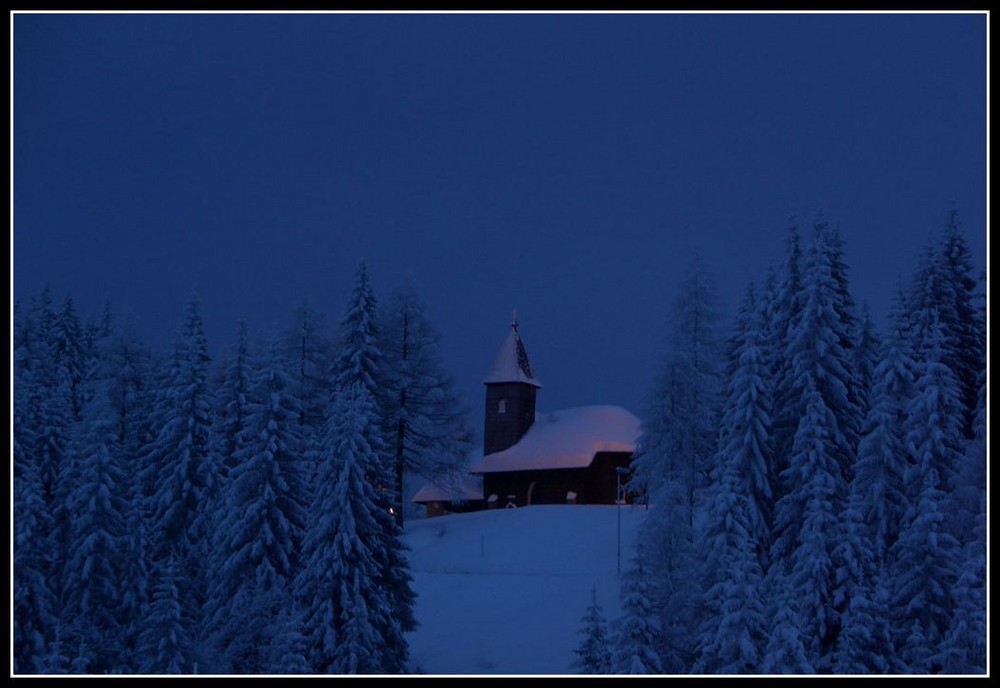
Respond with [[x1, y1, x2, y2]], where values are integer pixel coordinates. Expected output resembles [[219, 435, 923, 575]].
[[413, 316, 639, 517]]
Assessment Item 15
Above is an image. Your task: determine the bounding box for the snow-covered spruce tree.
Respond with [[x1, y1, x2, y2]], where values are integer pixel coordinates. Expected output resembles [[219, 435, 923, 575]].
[[612, 546, 663, 674], [140, 297, 215, 664], [767, 220, 806, 508], [214, 320, 256, 479], [331, 260, 384, 400], [631, 255, 722, 514], [934, 372, 986, 674], [853, 303, 881, 422], [60, 378, 129, 673], [890, 311, 963, 673], [773, 381, 842, 669], [380, 282, 475, 523], [571, 585, 612, 674], [137, 555, 196, 674], [295, 383, 407, 674], [13, 410, 56, 674], [692, 286, 770, 674], [850, 288, 915, 569], [760, 583, 814, 674], [906, 211, 984, 442], [207, 339, 308, 673], [830, 402, 897, 673], [13, 304, 57, 673], [628, 256, 722, 672], [769, 227, 860, 669], [99, 318, 155, 672], [53, 294, 93, 422], [327, 261, 419, 662]]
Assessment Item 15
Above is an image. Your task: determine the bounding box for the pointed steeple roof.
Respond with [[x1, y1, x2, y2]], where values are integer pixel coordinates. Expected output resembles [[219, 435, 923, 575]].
[[483, 311, 542, 387]]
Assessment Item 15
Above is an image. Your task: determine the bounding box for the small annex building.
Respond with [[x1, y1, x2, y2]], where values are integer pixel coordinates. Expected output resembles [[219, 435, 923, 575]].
[[413, 315, 640, 516]]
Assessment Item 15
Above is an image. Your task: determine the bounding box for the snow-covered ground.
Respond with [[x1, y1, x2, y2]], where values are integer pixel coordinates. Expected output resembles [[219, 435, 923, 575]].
[[401, 504, 650, 675]]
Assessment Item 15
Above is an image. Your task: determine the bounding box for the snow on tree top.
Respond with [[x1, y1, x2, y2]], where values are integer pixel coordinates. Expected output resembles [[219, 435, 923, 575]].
[[470, 405, 639, 473], [482, 321, 542, 388]]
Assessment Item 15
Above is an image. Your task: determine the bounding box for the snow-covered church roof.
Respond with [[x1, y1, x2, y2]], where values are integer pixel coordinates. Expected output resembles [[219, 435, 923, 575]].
[[469, 405, 640, 473], [482, 318, 542, 388]]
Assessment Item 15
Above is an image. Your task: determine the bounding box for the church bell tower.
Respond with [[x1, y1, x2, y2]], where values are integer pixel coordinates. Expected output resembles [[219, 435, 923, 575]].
[[483, 312, 541, 456]]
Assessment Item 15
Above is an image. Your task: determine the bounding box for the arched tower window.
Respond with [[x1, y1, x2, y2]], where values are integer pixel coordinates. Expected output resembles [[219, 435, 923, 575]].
[[498, 398, 506, 414]]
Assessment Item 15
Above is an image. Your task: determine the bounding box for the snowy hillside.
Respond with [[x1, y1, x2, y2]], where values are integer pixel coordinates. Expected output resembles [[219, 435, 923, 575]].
[[402, 504, 650, 675]]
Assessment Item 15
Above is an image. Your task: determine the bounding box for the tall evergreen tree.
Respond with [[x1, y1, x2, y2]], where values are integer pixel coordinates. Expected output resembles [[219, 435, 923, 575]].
[[571, 586, 613, 674], [769, 226, 861, 668], [909, 210, 984, 440], [851, 289, 914, 568], [890, 312, 963, 673], [629, 257, 721, 671], [768, 220, 806, 507], [207, 340, 308, 673], [380, 282, 475, 523], [281, 303, 333, 471], [61, 382, 128, 673], [296, 384, 407, 673], [137, 556, 196, 674], [140, 297, 215, 666], [693, 289, 770, 674], [612, 547, 663, 674]]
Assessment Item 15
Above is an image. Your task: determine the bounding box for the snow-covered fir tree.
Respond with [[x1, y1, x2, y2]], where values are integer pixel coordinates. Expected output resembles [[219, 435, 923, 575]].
[[851, 288, 915, 568], [207, 339, 309, 673], [140, 298, 215, 665], [890, 312, 963, 673], [60, 380, 129, 673], [768, 227, 860, 669], [571, 586, 612, 674], [628, 256, 722, 671], [137, 556, 196, 674], [693, 285, 770, 674], [295, 383, 409, 674], [380, 282, 475, 522], [612, 547, 663, 674]]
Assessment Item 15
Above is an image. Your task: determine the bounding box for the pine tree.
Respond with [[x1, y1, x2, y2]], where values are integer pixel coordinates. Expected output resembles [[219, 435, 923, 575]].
[[380, 282, 475, 523], [295, 384, 403, 674], [571, 586, 612, 674], [612, 547, 663, 674]]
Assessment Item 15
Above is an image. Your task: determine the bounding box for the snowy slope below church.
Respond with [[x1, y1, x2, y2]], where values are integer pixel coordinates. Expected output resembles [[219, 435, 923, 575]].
[[401, 504, 650, 675]]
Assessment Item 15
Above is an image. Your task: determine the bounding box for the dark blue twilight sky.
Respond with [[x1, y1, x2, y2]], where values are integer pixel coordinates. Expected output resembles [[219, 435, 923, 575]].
[[13, 12, 987, 431]]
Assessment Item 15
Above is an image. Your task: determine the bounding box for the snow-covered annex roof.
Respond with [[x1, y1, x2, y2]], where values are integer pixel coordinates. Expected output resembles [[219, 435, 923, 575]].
[[412, 475, 484, 504], [482, 319, 542, 388], [469, 405, 640, 474]]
